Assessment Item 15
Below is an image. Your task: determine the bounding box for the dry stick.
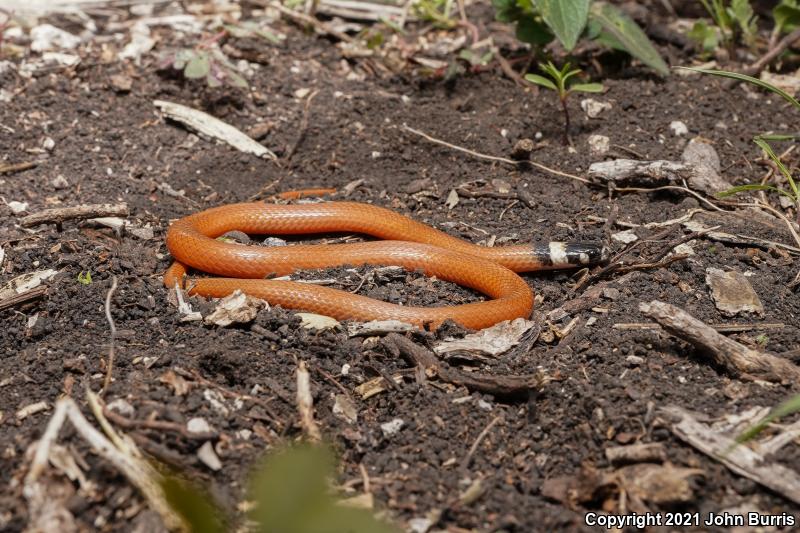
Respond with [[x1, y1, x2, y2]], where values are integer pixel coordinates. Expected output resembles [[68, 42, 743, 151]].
[[262, 0, 355, 43], [102, 406, 218, 441], [461, 414, 504, 470], [614, 185, 724, 212], [24, 397, 185, 531], [20, 203, 129, 228], [381, 333, 546, 397], [660, 405, 800, 505], [285, 90, 319, 161], [101, 276, 119, 397], [614, 253, 689, 273], [296, 361, 322, 442], [400, 125, 591, 184], [640, 300, 800, 383], [492, 47, 527, 87], [740, 27, 800, 77], [0, 161, 37, 174], [613, 322, 785, 333], [0, 285, 47, 311]]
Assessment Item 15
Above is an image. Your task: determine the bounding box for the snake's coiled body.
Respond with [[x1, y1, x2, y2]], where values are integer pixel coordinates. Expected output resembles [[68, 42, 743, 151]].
[[164, 201, 606, 329]]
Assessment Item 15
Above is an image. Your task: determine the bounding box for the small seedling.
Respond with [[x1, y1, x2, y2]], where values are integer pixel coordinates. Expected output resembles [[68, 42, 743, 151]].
[[160, 23, 280, 88], [413, 0, 457, 29], [697, 0, 757, 51], [755, 333, 769, 346], [525, 61, 603, 145], [77, 271, 92, 285]]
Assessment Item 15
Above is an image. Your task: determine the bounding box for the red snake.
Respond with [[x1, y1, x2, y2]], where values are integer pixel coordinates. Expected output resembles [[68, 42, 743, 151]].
[[164, 199, 606, 330]]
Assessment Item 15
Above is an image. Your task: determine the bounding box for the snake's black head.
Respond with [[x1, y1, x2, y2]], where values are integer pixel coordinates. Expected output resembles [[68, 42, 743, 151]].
[[564, 242, 610, 266]]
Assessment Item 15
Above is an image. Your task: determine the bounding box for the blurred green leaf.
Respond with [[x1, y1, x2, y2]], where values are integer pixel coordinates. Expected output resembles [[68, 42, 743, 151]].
[[533, 0, 589, 51], [515, 16, 554, 45], [687, 20, 719, 52], [160, 475, 224, 533], [248, 444, 398, 533], [716, 183, 795, 199], [184, 52, 211, 78], [737, 394, 800, 444], [774, 0, 800, 33], [590, 2, 669, 75]]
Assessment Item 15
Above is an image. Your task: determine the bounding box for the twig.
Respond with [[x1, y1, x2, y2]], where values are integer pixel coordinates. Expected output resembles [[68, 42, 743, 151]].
[[101, 276, 118, 397], [261, 0, 355, 43], [0, 285, 47, 311], [24, 397, 185, 531], [401, 125, 591, 184], [20, 203, 129, 228], [381, 334, 546, 397], [640, 300, 800, 383], [739, 27, 800, 78], [614, 253, 689, 273], [296, 361, 322, 441], [285, 90, 319, 161], [102, 407, 218, 441], [613, 185, 725, 212], [461, 414, 503, 470], [660, 405, 800, 505], [0, 161, 37, 174], [613, 322, 785, 333], [492, 47, 527, 87]]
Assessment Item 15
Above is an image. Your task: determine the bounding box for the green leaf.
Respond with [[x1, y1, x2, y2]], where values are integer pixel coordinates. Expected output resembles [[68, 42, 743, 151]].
[[589, 2, 669, 75], [775, 1, 800, 33], [687, 20, 719, 53], [492, 0, 519, 22], [754, 137, 798, 197], [737, 394, 800, 444], [533, 0, 589, 51], [184, 52, 210, 79], [729, 0, 757, 45], [524, 73, 557, 90], [570, 82, 604, 93], [716, 183, 795, 199], [515, 16, 554, 46], [160, 475, 224, 533], [675, 67, 800, 111], [248, 444, 399, 533]]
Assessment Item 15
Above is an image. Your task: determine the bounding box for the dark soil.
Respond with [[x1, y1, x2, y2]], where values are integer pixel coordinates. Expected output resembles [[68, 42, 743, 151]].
[[1, 3, 800, 532]]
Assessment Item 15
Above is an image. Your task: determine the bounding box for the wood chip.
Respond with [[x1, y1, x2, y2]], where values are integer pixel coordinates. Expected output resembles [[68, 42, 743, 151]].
[[154, 100, 277, 160], [705, 268, 765, 316]]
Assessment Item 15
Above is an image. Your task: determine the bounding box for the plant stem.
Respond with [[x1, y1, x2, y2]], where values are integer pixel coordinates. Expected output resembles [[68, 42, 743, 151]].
[[560, 96, 570, 146]]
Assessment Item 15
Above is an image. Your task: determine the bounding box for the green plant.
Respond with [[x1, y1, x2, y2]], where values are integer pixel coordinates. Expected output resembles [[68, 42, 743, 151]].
[[774, 0, 800, 34], [687, 19, 720, 55], [679, 67, 800, 223], [413, 0, 457, 28], [737, 394, 800, 444], [77, 271, 92, 285], [492, 0, 669, 75], [525, 61, 603, 144], [160, 22, 278, 88], [697, 0, 757, 50], [162, 443, 398, 533]]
